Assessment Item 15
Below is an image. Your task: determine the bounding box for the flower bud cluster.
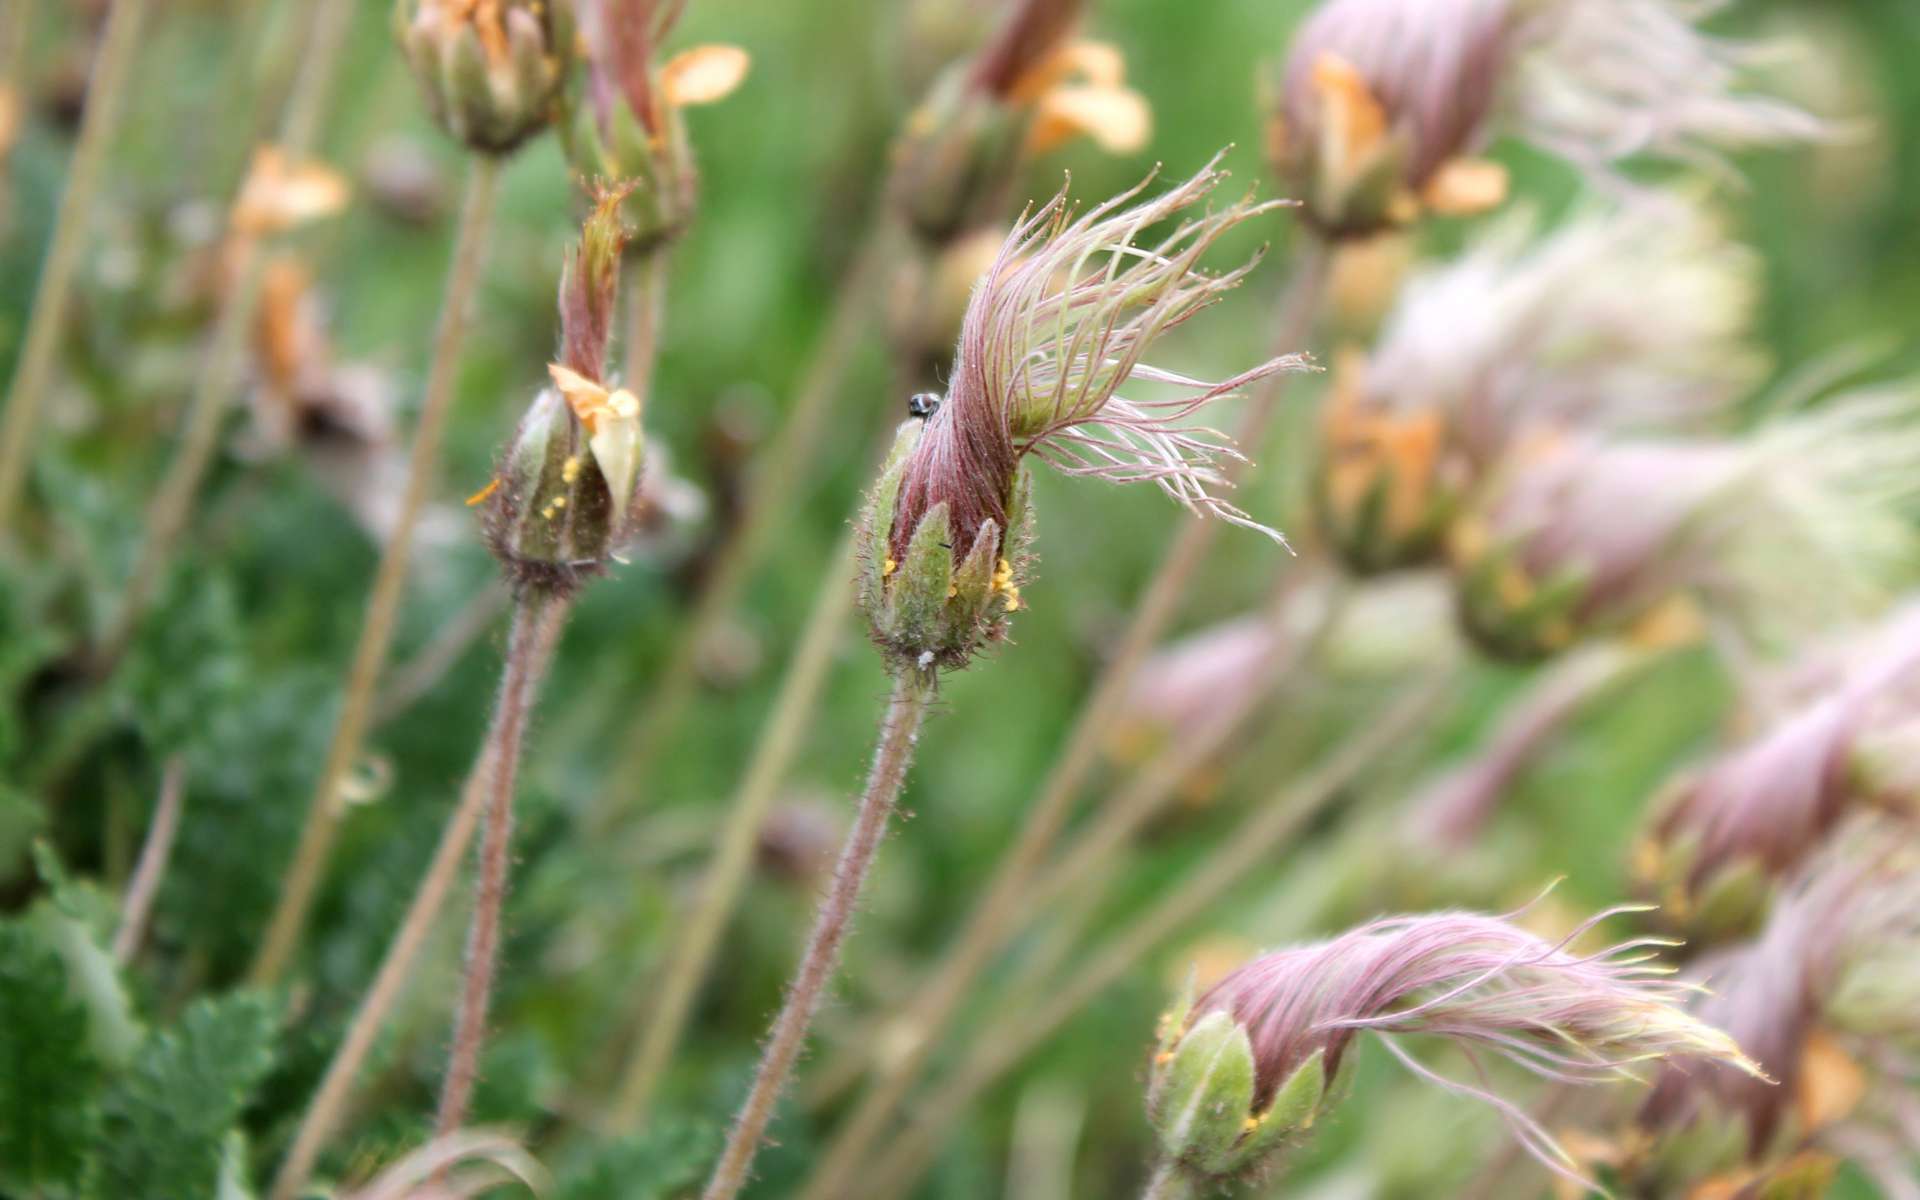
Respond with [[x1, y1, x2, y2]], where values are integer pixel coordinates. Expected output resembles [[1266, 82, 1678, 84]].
[[398, 0, 578, 157]]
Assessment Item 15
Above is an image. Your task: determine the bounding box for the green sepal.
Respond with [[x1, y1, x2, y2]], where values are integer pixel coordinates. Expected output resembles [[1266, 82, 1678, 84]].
[[1233, 1047, 1327, 1170], [889, 502, 956, 653], [949, 518, 1000, 631], [1690, 855, 1773, 943], [1151, 1011, 1256, 1173], [443, 24, 496, 145], [858, 421, 922, 618], [1154, 969, 1198, 1063]]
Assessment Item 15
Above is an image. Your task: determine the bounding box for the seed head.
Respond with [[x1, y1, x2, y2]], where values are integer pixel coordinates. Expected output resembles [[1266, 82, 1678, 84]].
[[857, 157, 1309, 672], [562, 0, 748, 251], [480, 189, 647, 592], [1147, 906, 1758, 1191], [398, 0, 579, 157]]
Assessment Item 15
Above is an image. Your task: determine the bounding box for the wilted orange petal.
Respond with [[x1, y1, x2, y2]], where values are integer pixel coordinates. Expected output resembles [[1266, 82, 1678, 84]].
[[1423, 157, 1510, 216], [547, 361, 611, 429], [233, 146, 350, 236], [1057, 39, 1126, 88], [661, 44, 750, 108], [1026, 84, 1151, 156], [1312, 51, 1388, 164], [1796, 1030, 1867, 1130]]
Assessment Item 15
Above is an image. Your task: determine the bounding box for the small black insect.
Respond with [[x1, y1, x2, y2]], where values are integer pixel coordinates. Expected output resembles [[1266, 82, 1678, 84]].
[[907, 392, 942, 419]]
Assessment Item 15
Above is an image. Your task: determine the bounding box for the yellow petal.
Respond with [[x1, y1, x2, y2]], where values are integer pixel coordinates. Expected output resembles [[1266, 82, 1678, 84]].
[[1026, 83, 1151, 157], [233, 145, 350, 236], [661, 44, 750, 108], [1057, 39, 1125, 88], [1422, 156, 1510, 216]]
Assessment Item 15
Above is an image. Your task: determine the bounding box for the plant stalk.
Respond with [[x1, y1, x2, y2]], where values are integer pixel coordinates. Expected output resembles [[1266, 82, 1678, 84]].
[[269, 595, 569, 1200], [856, 679, 1444, 1199], [700, 665, 936, 1200], [435, 587, 569, 1137], [584, 227, 891, 835], [90, 0, 356, 672], [609, 522, 856, 1129], [0, 0, 153, 531], [111, 755, 185, 965], [797, 244, 1330, 1191], [249, 154, 503, 986]]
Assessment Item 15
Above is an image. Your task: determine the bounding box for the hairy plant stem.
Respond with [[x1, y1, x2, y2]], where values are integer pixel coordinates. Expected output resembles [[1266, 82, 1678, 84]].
[[91, 0, 356, 673], [268, 594, 569, 1200], [797, 244, 1331, 1191], [111, 755, 185, 965], [610, 522, 857, 1128], [0, 0, 152, 531], [858, 680, 1445, 1200], [1141, 1162, 1195, 1200], [701, 665, 936, 1200], [584, 226, 891, 835], [624, 246, 668, 393], [249, 154, 503, 986], [435, 587, 570, 1137]]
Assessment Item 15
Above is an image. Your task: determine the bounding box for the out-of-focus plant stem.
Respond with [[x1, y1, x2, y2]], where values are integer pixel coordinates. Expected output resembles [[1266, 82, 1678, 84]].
[[797, 243, 1331, 1194], [584, 226, 892, 836], [625, 247, 668, 394], [857, 679, 1446, 1200], [700, 665, 936, 1200], [91, 0, 355, 674], [1141, 1163, 1195, 1200], [269, 595, 570, 1200], [250, 152, 503, 987], [434, 587, 571, 1137], [111, 755, 185, 965], [0, 0, 153, 532], [607, 521, 857, 1129]]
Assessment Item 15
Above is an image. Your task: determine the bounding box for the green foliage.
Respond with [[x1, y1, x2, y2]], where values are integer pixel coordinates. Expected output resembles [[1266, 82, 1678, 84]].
[[554, 1119, 722, 1200], [0, 921, 102, 1196], [95, 991, 282, 1199]]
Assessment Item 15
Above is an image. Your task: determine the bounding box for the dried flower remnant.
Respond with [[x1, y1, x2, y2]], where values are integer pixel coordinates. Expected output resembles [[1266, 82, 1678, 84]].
[[479, 189, 648, 593], [398, 0, 578, 156], [1144, 908, 1759, 1192], [1266, 0, 1821, 239], [856, 159, 1308, 672], [1316, 198, 1762, 574], [231, 145, 351, 238], [562, 0, 748, 251], [1450, 387, 1920, 661], [891, 0, 1150, 247], [1634, 607, 1920, 941]]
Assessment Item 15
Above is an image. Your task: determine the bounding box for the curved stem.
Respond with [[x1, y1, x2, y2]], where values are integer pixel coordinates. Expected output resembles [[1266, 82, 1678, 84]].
[[797, 243, 1330, 1197], [249, 154, 503, 986], [584, 226, 891, 835], [701, 666, 936, 1200], [608, 523, 856, 1129], [857, 679, 1444, 1199], [91, 0, 359, 674], [435, 587, 568, 1136], [0, 0, 153, 531], [111, 755, 186, 965], [268, 596, 569, 1200]]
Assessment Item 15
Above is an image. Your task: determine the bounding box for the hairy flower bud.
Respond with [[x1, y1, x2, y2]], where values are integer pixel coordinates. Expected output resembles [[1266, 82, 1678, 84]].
[[398, 0, 578, 157], [1316, 198, 1760, 575], [479, 191, 646, 592], [1147, 907, 1759, 1191], [891, 0, 1148, 247], [562, 0, 748, 251], [857, 158, 1308, 672], [1267, 0, 1820, 239], [1451, 386, 1920, 660], [1634, 607, 1920, 940]]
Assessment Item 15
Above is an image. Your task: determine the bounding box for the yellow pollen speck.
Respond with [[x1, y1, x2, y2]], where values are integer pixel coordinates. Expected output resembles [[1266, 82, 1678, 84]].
[[1003, 589, 1021, 613], [882, 557, 898, 577], [1242, 1116, 1261, 1134], [562, 455, 582, 484], [947, 584, 958, 598], [1154, 1051, 1174, 1066], [542, 495, 567, 520], [465, 478, 500, 507]]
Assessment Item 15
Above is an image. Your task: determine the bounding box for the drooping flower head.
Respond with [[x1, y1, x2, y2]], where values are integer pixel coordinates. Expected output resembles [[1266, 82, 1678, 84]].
[[479, 187, 649, 593], [1317, 196, 1762, 574], [1634, 605, 1920, 941], [857, 157, 1309, 672], [1624, 833, 1920, 1193], [1450, 385, 1920, 660], [1267, 0, 1821, 238], [1145, 907, 1759, 1190], [890, 0, 1150, 248], [398, 0, 579, 157], [561, 0, 749, 251]]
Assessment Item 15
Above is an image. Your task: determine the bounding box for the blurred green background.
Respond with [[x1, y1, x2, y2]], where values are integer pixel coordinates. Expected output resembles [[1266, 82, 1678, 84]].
[[3, 0, 1919, 1195]]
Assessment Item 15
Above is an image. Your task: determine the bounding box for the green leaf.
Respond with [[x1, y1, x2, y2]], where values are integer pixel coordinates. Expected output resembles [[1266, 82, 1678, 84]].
[[96, 991, 283, 1199], [554, 1118, 720, 1200], [0, 920, 102, 1195]]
